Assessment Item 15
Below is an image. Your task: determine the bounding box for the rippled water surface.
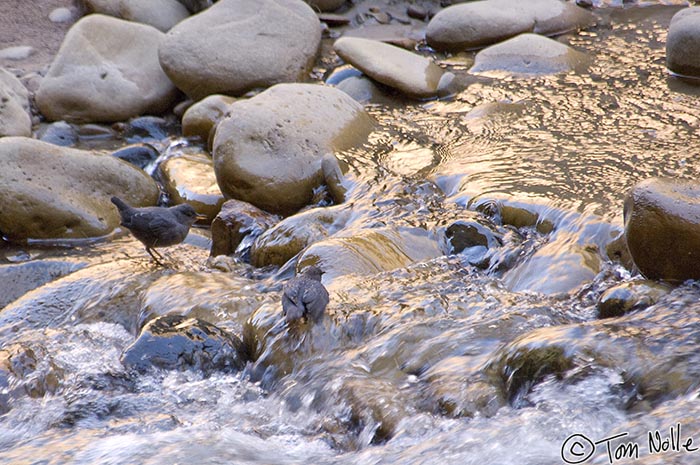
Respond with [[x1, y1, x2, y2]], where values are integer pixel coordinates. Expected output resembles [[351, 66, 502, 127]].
[[3, 3, 700, 465]]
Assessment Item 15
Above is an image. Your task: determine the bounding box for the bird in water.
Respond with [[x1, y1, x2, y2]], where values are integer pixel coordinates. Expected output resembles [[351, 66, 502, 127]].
[[282, 266, 329, 324], [111, 196, 205, 266]]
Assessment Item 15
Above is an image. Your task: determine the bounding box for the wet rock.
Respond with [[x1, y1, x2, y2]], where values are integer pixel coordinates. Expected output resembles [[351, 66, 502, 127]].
[[182, 94, 236, 142], [121, 115, 171, 140], [426, 0, 593, 52], [321, 153, 350, 204], [176, 0, 213, 13], [597, 281, 672, 319], [0, 137, 159, 241], [624, 177, 700, 281], [212, 84, 374, 215], [159, 0, 322, 100], [0, 343, 64, 413], [0, 68, 31, 137], [250, 206, 350, 267], [159, 153, 225, 222], [297, 226, 442, 280], [83, 0, 190, 31], [306, 0, 345, 12], [111, 143, 159, 169], [121, 314, 246, 375], [211, 199, 279, 257], [37, 121, 78, 146], [0, 260, 85, 309], [445, 220, 501, 267], [469, 33, 589, 77], [0, 261, 162, 337], [36, 14, 179, 123], [666, 7, 700, 79], [334, 37, 444, 99], [503, 238, 600, 295], [318, 13, 350, 26], [139, 272, 269, 329]]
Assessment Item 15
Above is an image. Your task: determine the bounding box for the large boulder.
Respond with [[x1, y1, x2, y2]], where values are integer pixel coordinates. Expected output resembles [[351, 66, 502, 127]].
[[82, 0, 190, 31], [36, 14, 179, 123], [469, 33, 589, 77], [212, 83, 374, 215], [333, 37, 446, 99], [624, 177, 700, 281], [426, 0, 593, 52], [666, 7, 700, 79], [159, 0, 322, 100], [0, 137, 159, 241], [0, 68, 31, 137]]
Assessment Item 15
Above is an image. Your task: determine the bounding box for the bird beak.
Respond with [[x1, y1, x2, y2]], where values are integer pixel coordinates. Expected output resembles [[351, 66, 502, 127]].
[[196, 213, 209, 222]]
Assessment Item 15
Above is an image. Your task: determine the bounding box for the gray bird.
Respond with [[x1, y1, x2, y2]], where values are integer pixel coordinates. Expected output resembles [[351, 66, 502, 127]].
[[111, 196, 205, 266], [282, 266, 329, 323]]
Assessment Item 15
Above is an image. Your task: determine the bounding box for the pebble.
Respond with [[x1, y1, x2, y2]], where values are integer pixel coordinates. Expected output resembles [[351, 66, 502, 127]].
[[49, 7, 73, 23], [0, 46, 34, 61]]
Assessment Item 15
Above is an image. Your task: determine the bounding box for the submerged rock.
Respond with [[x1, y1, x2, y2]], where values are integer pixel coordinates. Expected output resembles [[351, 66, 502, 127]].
[[666, 7, 700, 79], [597, 281, 672, 319], [182, 94, 236, 142], [36, 14, 178, 123], [426, 0, 593, 52], [0, 137, 159, 241], [445, 219, 502, 268], [469, 33, 589, 77], [305, 0, 345, 12], [0, 68, 31, 137], [213, 84, 374, 215], [121, 314, 246, 375], [333, 37, 445, 99], [111, 143, 159, 169], [250, 206, 350, 267], [37, 121, 78, 146], [159, 0, 322, 99], [159, 153, 225, 222], [210, 199, 279, 257], [0, 260, 85, 309], [624, 177, 700, 281]]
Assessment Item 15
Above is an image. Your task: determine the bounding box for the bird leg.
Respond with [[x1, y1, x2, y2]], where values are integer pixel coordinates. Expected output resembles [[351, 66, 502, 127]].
[[146, 247, 166, 267]]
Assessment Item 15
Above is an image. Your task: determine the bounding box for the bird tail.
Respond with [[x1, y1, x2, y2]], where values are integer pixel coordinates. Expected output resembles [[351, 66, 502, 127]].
[[110, 196, 130, 212]]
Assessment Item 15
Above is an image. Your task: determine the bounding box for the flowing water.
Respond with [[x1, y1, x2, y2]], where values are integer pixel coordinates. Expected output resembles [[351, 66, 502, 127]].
[[3, 3, 700, 465]]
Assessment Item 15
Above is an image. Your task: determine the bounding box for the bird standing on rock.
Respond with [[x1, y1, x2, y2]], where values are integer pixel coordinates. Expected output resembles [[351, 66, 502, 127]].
[[282, 266, 329, 324], [111, 196, 205, 266]]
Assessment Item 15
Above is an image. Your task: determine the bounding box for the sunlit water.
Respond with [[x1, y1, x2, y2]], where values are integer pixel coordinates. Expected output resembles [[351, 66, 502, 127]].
[[3, 4, 700, 465]]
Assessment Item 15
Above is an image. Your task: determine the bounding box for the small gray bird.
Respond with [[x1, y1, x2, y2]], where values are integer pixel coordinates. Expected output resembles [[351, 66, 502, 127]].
[[111, 196, 205, 266], [282, 266, 329, 324]]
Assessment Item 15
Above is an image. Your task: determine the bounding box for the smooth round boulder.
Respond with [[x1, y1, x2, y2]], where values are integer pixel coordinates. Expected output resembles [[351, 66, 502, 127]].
[[83, 0, 190, 31], [426, 0, 593, 52], [159, 0, 322, 100], [666, 7, 700, 79], [36, 14, 179, 123], [121, 315, 246, 375], [159, 152, 225, 222], [624, 177, 700, 281], [212, 83, 374, 215], [210, 199, 279, 257], [334, 37, 444, 99], [182, 94, 236, 142], [469, 33, 589, 77], [0, 68, 31, 137], [0, 137, 159, 241]]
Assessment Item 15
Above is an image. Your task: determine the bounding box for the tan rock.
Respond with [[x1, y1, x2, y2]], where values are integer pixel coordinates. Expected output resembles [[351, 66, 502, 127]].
[[159, 0, 321, 99], [36, 14, 179, 123], [0, 68, 31, 137], [83, 0, 190, 31], [210, 199, 279, 257], [182, 94, 236, 142], [0, 137, 159, 241], [212, 83, 374, 215]]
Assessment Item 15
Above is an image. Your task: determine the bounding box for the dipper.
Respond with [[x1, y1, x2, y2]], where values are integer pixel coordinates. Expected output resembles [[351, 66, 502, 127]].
[[282, 266, 329, 323], [111, 196, 205, 266]]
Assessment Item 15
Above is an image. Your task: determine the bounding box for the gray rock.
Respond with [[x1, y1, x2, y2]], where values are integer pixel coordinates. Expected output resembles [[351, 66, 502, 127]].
[[38, 121, 78, 146], [82, 0, 190, 31], [36, 14, 179, 123], [0, 137, 159, 241], [212, 83, 374, 215], [305, 0, 345, 12], [0, 68, 31, 137], [624, 177, 700, 281], [426, 0, 593, 52], [333, 37, 445, 99], [159, 0, 322, 100], [666, 7, 700, 79], [469, 33, 589, 77]]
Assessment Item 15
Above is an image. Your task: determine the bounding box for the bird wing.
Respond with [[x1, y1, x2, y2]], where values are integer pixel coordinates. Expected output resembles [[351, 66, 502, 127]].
[[301, 282, 329, 322], [145, 213, 178, 238], [282, 283, 305, 322]]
